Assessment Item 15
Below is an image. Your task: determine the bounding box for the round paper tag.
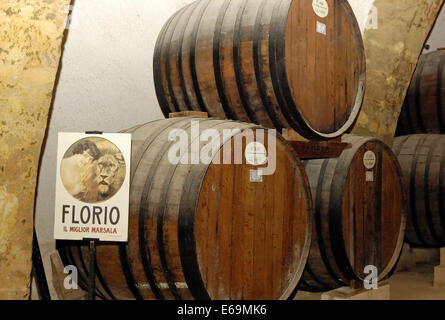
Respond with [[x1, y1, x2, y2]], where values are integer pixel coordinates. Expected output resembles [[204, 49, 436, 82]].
[[245, 142, 267, 166], [313, 0, 329, 18], [363, 151, 376, 170]]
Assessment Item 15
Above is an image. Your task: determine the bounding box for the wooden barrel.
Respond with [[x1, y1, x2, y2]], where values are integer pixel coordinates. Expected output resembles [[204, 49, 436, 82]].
[[153, 0, 365, 140], [393, 135, 445, 247], [57, 117, 313, 300], [397, 50, 445, 135], [299, 135, 406, 292]]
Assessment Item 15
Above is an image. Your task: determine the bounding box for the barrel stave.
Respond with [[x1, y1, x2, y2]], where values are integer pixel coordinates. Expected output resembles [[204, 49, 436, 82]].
[[159, 7, 188, 113], [168, 3, 198, 112], [236, 0, 275, 128], [180, 0, 211, 112], [194, 0, 227, 120], [301, 159, 348, 291]]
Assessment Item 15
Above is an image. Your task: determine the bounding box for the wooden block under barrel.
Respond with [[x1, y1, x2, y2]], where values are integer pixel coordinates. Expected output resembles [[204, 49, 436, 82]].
[[50, 251, 87, 300], [168, 111, 209, 119], [282, 128, 348, 159]]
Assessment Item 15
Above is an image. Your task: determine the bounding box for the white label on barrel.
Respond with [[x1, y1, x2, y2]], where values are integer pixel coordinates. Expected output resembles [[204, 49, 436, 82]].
[[313, 0, 329, 18], [250, 170, 263, 183], [316, 21, 327, 35], [366, 171, 374, 182], [245, 142, 267, 166], [363, 151, 376, 170]]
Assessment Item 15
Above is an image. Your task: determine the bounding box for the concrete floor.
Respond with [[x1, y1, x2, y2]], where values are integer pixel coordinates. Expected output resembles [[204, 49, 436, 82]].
[[33, 246, 445, 300], [38, 263, 445, 300], [390, 264, 445, 300], [295, 247, 445, 300], [294, 264, 445, 300]]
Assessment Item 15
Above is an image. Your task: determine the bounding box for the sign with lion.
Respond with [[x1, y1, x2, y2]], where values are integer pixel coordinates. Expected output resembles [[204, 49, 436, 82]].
[[54, 132, 131, 242]]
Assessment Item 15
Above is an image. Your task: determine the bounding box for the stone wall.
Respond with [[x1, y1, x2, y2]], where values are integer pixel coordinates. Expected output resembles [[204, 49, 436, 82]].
[[350, 0, 445, 145], [0, 0, 70, 299]]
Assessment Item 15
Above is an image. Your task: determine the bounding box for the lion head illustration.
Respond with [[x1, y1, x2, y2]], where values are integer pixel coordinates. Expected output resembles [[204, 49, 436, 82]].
[[94, 153, 125, 197], [76, 150, 126, 204]]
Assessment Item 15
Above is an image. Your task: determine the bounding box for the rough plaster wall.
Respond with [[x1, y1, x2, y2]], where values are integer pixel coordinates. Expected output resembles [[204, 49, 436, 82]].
[[33, 0, 195, 299], [30, 0, 445, 299], [349, 0, 444, 145], [0, 0, 70, 299], [349, 1, 445, 53]]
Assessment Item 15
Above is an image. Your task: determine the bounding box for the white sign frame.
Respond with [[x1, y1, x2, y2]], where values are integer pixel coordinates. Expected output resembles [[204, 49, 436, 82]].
[[54, 132, 131, 242]]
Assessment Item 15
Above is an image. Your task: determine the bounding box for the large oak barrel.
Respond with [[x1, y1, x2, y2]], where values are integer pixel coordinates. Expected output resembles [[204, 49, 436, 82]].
[[393, 135, 445, 247], [397, 50, 445, 135], [299, 135, 406, 292], [153, 0, 365, 140], [57, 117, 313, 300]]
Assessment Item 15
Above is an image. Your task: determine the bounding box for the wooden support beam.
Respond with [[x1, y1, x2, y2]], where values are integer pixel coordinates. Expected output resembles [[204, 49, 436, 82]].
[[321, 282, 390, 300], [50, 252, 87, 300], [285, 141, 349, 159], [169, 111, 209, 119], [282, 129, 348, 159], [0, 0, 71, 299]]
